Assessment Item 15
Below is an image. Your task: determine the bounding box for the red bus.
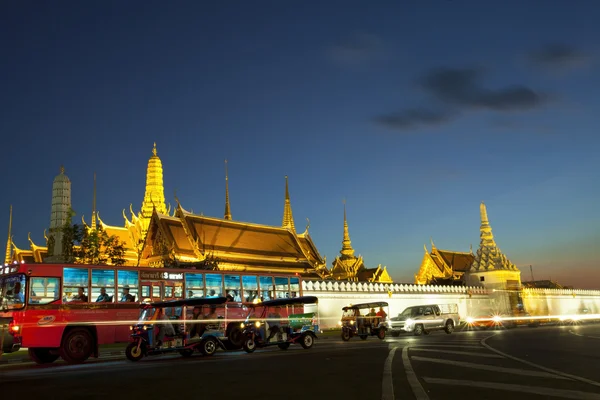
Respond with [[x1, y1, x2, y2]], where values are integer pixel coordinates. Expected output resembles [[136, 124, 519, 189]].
[[0, 262, 303, 364]]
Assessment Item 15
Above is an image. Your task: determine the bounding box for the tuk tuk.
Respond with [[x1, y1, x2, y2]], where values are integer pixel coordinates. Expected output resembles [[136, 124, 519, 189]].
[[340, 301, 390, 341], [125, 297, 229, 362], [241, 296, 319, 353]]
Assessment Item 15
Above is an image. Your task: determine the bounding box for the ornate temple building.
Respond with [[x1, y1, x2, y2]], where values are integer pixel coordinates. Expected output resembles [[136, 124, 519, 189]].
[[415, 202, 521, 290], [7, 144, 331, 280], [414, 240, 474, 285], [329, 202, 392, 283]]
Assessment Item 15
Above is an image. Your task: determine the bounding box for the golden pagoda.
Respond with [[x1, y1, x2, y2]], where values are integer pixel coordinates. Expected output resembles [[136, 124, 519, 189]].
[[330, 201, 392, 282]]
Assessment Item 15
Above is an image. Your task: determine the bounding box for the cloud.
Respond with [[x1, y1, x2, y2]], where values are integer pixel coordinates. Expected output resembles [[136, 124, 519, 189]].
[[527, 44, 590, 72], [374, 108, 456, 131], [328, 33, 385, 65], [421, 67, 546, 111]]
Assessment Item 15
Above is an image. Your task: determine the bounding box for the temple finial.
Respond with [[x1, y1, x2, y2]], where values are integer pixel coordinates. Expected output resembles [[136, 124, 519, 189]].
[[152, 142, 157, 156], [224, 160, 232, 220], [60, 165, 65, 174], [340, 199, 355, 258], [5, 205, 13, 264], [430, 237, 435, 249], [480, 201, 489, 224], [91, 172, 97, 231], [282, 175, 295, 232]]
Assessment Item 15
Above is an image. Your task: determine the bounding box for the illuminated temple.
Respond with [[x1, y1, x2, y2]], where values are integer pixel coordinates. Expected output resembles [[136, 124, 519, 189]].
[[415, 201, 521, 289], [6, 144, 339, 280]]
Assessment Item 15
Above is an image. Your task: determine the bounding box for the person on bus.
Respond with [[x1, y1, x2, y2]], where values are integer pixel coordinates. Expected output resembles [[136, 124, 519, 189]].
[[72, 287, 88, 302], [120, 287, 135, 302], [12, 282, 24, 303], [96, 288, 110, 302]]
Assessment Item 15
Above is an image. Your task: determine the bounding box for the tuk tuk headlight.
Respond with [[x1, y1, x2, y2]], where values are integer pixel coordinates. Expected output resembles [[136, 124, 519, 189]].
[[240, 323, 245, 328], [350, 320, 355, 325], [255, 321, 261, 328]]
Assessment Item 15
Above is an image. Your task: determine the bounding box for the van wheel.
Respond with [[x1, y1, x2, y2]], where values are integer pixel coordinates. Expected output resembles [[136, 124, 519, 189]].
[[28, 348, 59, 364], [391, 331, 400, 337], [413, 324, 424, 336], [60, 328, 93, 364], [444, 320, 454, 334]]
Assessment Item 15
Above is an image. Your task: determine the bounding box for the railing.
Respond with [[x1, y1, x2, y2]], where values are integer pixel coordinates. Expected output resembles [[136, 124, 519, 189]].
[[302, 280, 488, 295], [523, 287, 600, 296]]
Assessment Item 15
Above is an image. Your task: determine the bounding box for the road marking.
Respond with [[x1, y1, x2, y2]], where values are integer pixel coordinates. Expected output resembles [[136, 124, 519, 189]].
[[401, 346, 429, 400], [407, 344, 483, 349], [481, 334, 600, 388], [422, 377, 600, 400], [410, 355, 569, 379], [569, 330, 600, 339], [408, 348, 503, 358], [381, 347, 396, 400]]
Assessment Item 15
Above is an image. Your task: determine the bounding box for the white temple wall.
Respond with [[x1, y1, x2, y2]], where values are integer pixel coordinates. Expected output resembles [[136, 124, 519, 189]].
[[303, 281, 600, 330]]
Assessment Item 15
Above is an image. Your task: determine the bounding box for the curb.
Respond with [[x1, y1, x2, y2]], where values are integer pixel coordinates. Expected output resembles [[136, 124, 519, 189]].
[[0, 351, 125, 364]]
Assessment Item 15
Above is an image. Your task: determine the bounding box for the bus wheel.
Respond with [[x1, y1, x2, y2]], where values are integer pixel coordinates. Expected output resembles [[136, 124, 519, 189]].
[[125, 342, 144, 362], [28, 348, 59, 364], [60, 328, 93, 364], [226, 324, 244, 349]]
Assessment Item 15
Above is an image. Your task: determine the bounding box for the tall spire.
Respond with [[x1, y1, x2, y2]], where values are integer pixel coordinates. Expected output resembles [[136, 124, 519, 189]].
[[471, 201, 517, 272], [340, 199, 355, 258], [140, 143, 167, 232], [5, 205, 12, 264], [47, 165, 71, 260], [281, 176, 295, 232], [224, 160, 232, 220], [91, 172, 97, 231]]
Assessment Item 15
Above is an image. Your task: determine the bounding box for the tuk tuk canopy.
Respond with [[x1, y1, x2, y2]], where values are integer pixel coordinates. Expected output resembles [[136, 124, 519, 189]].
[[342, 301, 389, 311], [145, 297, 228, 309]]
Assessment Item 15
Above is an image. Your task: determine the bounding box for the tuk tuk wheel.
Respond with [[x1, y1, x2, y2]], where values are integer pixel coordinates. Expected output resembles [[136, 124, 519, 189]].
[[179, 349, 194, 357], [300, 333, 314, 349], [377, 329, 386, 340], [278, 343, 291, 350], [125, 342, 144, 362], [341, 329, 351, 341], [359, 335, 368, 340], [243, 338, 256, 353], [200, 338, 217, 356]]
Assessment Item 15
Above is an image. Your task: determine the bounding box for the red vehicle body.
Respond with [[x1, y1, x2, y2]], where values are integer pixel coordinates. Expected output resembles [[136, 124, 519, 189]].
[[0, 262, 302, 364]]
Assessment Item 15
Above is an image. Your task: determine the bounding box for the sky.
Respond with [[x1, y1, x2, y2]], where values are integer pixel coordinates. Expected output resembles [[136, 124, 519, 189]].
[[1, 1, 599, 288]]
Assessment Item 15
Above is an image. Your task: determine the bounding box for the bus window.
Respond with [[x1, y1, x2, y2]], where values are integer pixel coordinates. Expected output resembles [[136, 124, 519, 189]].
[[290, 277, 300, 298], [152, 285, 161, 298], [141, 285, 150, 298], [205, 274, 222, 297], [91, 269, 115, 303], [259, 276, 273, 301], [117, 270, 139, 302], [185, 273, 204, 298], [242, 275, 258, 302], [174, 284, 183, 298], [28, 277, 60, 305], [274, 277, 289, 299], [63, 268, 89, 302], [165, 286, 173, 298], [224, 275, 241, 301]]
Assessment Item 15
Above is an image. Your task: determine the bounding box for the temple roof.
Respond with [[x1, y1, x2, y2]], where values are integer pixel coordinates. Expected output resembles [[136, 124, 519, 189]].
[[471, 202, 518, 272], [141, 207, 325, 271], [436, 250, 474, 272]]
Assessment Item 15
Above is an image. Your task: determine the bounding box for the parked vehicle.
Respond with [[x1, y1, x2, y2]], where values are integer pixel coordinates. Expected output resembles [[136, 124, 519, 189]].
[[390, 304, 459, 336], [125, 297, 229, 362], [241, 296, 319, 353], [339, 301, 390, 341]]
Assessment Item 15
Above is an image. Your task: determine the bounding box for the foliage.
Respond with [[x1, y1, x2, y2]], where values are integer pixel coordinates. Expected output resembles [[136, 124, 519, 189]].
[[60, 209, 127, 265]]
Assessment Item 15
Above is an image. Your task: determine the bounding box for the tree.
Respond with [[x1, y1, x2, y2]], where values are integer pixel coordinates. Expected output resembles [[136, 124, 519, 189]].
[[74, 225, 127, 266]]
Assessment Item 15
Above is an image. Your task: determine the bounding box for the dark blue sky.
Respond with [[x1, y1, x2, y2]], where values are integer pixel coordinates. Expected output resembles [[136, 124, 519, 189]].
[[1, 1, 599, 287]]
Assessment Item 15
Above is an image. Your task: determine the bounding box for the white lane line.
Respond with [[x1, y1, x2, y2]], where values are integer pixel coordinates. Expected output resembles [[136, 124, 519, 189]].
[[409, 355, 569, 380], [401, 346, 429, 400], [422, 377, 600, 400], [381, 347, 397, 400], [407, 344, 483, 349], [481, 334, 600, 388], [408, 348, 503, 358], [569, 330, 600, 339]]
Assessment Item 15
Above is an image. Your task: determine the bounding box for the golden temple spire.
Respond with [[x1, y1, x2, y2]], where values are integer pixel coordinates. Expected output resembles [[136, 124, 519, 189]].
[[340, 199, 355, 258], [5, 205, 12, 264], [224, 160, 232, 220], [91, 172, 97, 231], [140, 143, 167, 231], [282, 175, 295, 232], [479, 201, 495, 247]]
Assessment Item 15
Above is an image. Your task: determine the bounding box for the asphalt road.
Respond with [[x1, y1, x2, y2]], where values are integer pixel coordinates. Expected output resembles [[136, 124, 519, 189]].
[[2, 323, 600, 399]]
